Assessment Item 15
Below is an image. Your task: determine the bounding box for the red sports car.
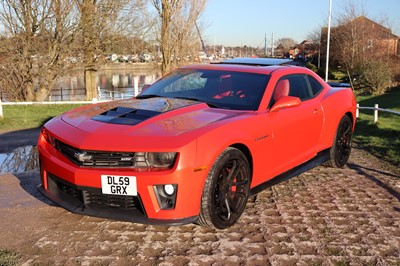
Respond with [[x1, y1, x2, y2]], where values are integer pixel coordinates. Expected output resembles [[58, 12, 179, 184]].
[[38, 58, 356, 229]]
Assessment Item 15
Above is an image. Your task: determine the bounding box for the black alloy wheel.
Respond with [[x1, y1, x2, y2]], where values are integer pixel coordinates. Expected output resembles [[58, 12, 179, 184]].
[[198, 147, 251, 229], [326, 115, 353, 168]]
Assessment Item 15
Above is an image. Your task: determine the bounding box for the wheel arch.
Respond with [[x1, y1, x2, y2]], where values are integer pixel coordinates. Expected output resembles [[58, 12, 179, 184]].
[[345, 111, 355, 130], [230, 143, 253, 181]]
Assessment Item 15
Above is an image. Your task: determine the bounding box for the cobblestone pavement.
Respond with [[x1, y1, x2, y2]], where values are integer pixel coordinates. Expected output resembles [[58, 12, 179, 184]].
[[0, 147, 399, 265]]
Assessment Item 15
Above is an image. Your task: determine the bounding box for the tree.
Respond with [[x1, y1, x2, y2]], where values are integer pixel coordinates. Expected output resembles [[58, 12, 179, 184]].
[[151, 0, 206, 75], [74, 0, 148, 100], [0, 0, 149, 101], [321, 1, 397, 94], [0, 0, 77, 101], [275, 37, 296, 56]]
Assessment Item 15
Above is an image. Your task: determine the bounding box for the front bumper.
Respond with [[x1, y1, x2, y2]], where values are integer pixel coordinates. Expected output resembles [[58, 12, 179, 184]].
[[38, 173, 198, 225], [38, 133, 207, 225]]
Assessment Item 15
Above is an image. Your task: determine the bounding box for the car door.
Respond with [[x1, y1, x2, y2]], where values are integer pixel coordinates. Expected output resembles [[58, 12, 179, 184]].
[[268, 74, 324, 174]]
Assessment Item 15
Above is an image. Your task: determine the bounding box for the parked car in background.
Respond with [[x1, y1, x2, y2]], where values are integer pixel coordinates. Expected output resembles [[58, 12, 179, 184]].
[[128, 54, 139, 63], [139, 53, 152, 62], [38, 58, 356, 229]]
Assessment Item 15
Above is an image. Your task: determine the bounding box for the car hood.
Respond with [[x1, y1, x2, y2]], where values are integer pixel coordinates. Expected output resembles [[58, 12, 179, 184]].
[[60, 97, 246, 137]]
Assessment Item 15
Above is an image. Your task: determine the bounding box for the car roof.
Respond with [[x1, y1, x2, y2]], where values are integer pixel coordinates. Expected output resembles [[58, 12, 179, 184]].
[[182, 58, 295, 75], [217, 57, 293, 66]]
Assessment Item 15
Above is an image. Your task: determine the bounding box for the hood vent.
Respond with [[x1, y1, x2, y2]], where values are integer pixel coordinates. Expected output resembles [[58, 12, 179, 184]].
[[92, 106, 162, 125]]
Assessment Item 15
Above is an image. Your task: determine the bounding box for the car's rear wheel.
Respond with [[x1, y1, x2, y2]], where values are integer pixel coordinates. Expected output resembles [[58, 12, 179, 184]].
[[325, 115, 353, 168], [198, 147, 251, 229]]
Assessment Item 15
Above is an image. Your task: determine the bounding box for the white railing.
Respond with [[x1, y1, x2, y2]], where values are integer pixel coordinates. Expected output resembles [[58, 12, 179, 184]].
[[0, 98, 101, 118], [356, 104, 400, 123]]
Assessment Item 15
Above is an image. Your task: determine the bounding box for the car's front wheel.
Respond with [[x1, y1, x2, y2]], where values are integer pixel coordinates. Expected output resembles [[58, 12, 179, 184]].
[[325, 115, 353, 168], [198, 147, 251, 229]]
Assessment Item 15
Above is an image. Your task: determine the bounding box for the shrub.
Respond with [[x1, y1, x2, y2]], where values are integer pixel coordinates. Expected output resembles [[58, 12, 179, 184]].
[[306, 62, 318, 72], [358, 61, 392, 95], [317, 68, 336, 80]]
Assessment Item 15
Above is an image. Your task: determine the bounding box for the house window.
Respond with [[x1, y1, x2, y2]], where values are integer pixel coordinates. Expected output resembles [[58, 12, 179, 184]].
[[367, 39, 374, 48]]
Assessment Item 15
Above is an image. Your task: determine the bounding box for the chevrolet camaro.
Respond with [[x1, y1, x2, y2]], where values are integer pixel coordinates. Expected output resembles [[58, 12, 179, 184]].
[[38, 58, 356, 229]]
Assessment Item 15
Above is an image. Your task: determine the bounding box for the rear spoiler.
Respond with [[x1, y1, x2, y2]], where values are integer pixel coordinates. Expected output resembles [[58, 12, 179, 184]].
[[327, 82, 351, 88]]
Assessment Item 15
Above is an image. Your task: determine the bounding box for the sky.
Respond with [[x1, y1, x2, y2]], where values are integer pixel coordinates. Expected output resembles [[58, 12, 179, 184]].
[[203, 0, 400, 48]]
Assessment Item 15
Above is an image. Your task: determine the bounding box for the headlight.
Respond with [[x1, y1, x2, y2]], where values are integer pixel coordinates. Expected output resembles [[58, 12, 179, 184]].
[[41, 128, 56, 147], [135, 152, 177, 169]]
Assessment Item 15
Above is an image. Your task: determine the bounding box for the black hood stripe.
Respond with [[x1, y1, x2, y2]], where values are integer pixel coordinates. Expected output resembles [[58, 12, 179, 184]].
[[92, 106, 162, 125]]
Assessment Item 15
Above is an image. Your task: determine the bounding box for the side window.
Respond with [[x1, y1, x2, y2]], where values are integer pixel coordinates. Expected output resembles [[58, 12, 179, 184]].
[[286, 75, 312, 101], [269, 74, 319, 108], [307, 75, 324, 96]]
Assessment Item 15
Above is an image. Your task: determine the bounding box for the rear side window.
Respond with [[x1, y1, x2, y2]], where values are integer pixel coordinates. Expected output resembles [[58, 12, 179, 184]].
[[307, 75, 323, 96]]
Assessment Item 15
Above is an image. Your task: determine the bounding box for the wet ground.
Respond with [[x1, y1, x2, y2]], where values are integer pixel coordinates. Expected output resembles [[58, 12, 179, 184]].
[[0, 130, 399, 265]]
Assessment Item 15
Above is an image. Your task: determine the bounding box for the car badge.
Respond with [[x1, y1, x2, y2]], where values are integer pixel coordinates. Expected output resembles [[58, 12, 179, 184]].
[[74, 152, 93, 162], [120, 157, 133, 161]]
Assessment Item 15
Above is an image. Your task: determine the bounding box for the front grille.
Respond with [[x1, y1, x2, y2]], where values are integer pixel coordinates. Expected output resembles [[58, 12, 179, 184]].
[[57, 178, 83, 202], [47, 173, 144, 213], [84, 191, 137, 210], [56, 140, 135, 167]]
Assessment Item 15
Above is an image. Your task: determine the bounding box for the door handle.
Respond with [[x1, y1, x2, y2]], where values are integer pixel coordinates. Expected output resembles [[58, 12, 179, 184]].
[[313, 108, 321, 114]]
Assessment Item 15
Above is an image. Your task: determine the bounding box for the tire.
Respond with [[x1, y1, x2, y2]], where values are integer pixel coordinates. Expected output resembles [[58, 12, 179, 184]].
[[325, 115, 353, 168], [198, 147, 251, 229]]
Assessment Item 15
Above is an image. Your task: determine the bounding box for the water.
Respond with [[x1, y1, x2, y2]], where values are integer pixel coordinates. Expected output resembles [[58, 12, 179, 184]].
[[0, 146, 38, 174], [49, 65, 161, 101], [0, 66, 160, 174]]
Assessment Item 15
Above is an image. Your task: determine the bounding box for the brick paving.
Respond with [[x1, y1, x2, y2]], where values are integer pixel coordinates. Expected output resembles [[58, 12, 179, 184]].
[[0, 146, 399, 265]]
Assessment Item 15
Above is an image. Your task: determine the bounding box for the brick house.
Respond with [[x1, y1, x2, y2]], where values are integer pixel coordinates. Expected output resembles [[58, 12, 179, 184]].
[[320, 16, 400, 68]]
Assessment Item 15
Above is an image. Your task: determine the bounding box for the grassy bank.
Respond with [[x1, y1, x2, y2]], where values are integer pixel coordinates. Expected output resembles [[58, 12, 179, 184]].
[[0, 104, 84, 131], [354, 86, 400, 167]]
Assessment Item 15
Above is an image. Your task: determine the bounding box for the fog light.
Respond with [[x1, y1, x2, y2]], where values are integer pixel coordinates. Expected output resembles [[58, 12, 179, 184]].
[[164, 184, 175, 196], [154, 184, 178, 210]]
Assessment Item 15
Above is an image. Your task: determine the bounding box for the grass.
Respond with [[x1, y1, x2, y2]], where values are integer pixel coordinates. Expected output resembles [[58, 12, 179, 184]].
[[354, 86, 400, 167], [0, 104, 84, 131], [0, 248, 20, 266]]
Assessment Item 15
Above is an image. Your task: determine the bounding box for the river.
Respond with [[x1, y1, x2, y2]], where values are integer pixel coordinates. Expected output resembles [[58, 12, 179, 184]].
[[49, 64, 161, 101]]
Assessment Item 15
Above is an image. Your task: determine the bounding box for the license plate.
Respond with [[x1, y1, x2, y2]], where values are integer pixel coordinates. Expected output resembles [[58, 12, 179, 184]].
[[101, 175, 137, 196]]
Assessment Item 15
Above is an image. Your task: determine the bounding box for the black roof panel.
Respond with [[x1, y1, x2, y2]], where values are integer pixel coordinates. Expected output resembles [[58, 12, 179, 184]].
[[216, 57, 293, 66]]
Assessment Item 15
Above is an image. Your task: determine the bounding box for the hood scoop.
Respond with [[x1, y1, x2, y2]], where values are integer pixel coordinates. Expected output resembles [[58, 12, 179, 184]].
[[92, 106, 161, 125]]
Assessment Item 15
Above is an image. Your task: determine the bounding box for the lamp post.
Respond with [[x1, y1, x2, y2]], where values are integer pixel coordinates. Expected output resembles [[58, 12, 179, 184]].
[[325, 0, 332, 82]]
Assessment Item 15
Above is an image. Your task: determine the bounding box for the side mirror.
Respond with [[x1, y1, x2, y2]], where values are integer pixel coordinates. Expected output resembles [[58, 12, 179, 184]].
[[270, 96, 301, 112]]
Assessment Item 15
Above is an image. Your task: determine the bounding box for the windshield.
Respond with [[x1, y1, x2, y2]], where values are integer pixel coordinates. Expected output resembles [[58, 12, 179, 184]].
[[137, 69, 270, 111]]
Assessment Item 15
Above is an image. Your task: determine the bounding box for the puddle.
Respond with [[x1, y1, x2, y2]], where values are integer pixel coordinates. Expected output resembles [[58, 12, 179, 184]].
[[0, 146, 39, 174]]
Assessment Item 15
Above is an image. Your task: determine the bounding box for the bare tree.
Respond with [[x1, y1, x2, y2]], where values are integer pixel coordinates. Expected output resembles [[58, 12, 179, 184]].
[[75, 0, 150, 100], [0, 0, 77, 101], [275, 37, 296, 56], [151, 0, 206, 75]]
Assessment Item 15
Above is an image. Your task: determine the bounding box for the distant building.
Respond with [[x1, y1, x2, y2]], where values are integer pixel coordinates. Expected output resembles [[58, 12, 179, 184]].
[[320, 16, 400, 68]]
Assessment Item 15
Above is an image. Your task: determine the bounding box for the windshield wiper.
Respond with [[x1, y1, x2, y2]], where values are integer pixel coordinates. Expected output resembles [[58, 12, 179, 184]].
[[174, 96, 202, 102], [136, 94, 161, 99]]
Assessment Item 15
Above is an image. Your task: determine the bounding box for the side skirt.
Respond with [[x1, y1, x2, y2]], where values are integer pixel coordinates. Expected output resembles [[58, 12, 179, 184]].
[[250, 148, 331, 196]]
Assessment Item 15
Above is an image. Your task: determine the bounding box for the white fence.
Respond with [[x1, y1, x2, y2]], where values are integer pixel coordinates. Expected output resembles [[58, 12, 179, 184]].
[[356, 104, 400, 123]]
